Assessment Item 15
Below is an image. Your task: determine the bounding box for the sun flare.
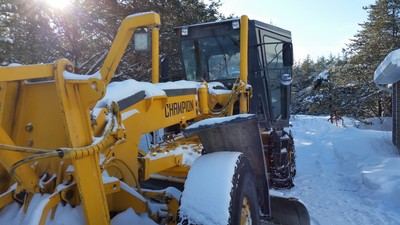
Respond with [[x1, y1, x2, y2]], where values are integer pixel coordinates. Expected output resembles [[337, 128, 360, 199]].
[[45, 0, 71, 9]]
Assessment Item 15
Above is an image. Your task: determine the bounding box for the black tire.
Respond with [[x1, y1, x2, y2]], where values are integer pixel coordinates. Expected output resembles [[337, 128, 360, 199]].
[[229, 154, 261, 225], [178, 152, 260, 225]]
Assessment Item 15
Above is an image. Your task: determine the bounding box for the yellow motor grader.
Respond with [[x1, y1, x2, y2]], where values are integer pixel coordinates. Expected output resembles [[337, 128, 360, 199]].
[[0, 12, 309, 225]]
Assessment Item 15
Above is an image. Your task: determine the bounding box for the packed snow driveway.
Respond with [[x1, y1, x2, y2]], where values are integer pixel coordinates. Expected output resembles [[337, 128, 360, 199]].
[[278, 115, 400, 225]]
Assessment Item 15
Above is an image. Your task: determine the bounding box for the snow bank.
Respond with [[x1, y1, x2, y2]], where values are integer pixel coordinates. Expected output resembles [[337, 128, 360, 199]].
[[353, 117, 392, 131], [285, 115, 400, 225], [361, 158, 400, 209]]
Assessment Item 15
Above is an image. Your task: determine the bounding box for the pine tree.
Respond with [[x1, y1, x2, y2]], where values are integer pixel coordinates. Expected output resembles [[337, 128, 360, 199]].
[[291, 55, 340, 115], [0, 0, 223, 81], [343, 0, 400, 118]]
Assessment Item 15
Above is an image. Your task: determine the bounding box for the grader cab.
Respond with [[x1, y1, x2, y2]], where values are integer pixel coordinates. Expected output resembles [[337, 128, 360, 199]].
[[0, 12, 309, 225], [176, 16, 296, 188]]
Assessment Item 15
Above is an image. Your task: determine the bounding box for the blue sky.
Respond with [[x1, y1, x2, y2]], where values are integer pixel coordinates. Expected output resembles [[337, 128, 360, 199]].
[[214, 0, 376, 61]]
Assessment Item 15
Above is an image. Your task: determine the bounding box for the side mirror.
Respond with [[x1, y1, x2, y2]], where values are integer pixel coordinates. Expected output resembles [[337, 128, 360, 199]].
[[281, 73, 293, 85], [283, 42, 293, 67], [134, 29, 150, 51]]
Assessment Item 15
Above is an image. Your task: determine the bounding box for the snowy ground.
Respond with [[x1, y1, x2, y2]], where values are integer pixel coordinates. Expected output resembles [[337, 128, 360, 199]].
[[280, 115, 400, 225]]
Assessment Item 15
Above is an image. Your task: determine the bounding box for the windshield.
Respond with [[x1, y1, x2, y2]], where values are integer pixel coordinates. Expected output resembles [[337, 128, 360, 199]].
[[181, 34, 240, 81]]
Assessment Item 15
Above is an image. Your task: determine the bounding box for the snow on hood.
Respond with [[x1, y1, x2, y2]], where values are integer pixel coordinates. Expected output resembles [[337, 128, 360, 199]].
[[95, 79, 167, 108], [95, 79, 233, 108]]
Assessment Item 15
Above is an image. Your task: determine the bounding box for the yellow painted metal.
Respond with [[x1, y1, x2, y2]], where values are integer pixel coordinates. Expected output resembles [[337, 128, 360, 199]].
[[100, 13, 161, 86], [60, 184, 81, 206], [73, 156, 110, 224], [0, 189, 13, 209], [156, 166, 190, 179], [106, 183, 147, 214], [240, 196, 252, 225], [38, 192, 62, 225], [53, 59, 110, 224], [0, 164, 12, 194], [199, 83, 209, 114], [240, 15, 249, 114], [111, 93, 198, 185], [92, 108, 108, 137], [103, 180, 121, 195], [152, 28, 160, 83], [0, 11, 250, 225], [139, 154, 183, 181], [0, 126, 39, 192], [12, 81, 68, 149], [239, 15, 249, 85], [142, 190, 179, 225], [54, 59, 104, 145], [0, 64, 54, 82]]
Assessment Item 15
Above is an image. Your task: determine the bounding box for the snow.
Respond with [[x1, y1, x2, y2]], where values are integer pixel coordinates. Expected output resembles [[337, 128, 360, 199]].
[[63, 71, 102, 80], [280, 115, 400, 225], [95, 79, 231, 109], [7, 63, 23, 67], [95, 79, 166, 108], [143, 139, 202, 166], [317, 70, 329, 80], [1, 115, 399, 224], [354, 117, 392, 131], [374, 48, 400, 84], [0, 36, 13, 44], [111, 208, 156, 225], [0, 193, 86, 225], [121, 109, 139, 120], [178, 151, 242, 225], [185, 113, 254, 130], [126, 12, 157, 19], [154, 80, 200, 90]]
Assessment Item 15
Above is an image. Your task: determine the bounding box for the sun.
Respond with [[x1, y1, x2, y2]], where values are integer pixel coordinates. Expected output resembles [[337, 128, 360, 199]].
[[45, 0, 71, 9]]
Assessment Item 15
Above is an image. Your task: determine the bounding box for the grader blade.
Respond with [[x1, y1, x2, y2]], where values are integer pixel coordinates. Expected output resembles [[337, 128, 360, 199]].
[[269, 195, 310, 225]]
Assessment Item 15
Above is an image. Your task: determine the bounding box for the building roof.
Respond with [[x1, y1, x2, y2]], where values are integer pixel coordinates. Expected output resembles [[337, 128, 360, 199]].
[[374, 49, 400, 85]]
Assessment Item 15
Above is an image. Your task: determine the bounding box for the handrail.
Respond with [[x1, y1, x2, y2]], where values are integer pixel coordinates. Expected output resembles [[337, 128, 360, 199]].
[[239, 15, 249, 114]]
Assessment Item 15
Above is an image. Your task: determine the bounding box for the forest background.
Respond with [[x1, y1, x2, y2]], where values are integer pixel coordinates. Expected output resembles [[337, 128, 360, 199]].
[[0, 0, 399, 121]]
